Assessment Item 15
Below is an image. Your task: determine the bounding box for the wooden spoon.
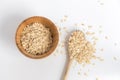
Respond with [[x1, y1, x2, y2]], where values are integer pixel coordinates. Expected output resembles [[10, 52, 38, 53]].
[[64, 58, 73, 80], [64, 30, 85, 80], [64, 31, 76, 80]]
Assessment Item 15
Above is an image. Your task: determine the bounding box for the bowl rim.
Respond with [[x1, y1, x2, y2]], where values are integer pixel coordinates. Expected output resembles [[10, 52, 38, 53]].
[[15, 16, 59, 59]]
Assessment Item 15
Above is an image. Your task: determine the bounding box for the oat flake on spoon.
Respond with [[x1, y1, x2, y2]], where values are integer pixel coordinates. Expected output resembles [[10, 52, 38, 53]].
[[64, 30, 96, 80]]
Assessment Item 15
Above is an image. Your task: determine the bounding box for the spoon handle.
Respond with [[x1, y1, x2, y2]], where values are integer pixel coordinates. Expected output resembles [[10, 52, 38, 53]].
[[64, 59, 73, 80]]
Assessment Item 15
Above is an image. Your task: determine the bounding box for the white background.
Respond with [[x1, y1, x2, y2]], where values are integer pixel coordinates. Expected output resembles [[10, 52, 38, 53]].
[[0, 0, 120, 80]]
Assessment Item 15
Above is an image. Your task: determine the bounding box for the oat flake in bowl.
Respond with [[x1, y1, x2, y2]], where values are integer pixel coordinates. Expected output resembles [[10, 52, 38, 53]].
[[16, 16, 59, 59], [21, 22, 52, 55]]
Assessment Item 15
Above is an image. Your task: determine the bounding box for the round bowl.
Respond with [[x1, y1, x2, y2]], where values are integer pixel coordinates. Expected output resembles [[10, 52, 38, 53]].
[[15, 16, 59, 59]]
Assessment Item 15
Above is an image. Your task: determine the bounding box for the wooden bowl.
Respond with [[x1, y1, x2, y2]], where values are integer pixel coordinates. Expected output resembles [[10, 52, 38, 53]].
[[15, 16, 59, 59]]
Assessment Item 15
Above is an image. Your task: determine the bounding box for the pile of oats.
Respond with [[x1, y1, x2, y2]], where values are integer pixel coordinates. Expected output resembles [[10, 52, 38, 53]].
[[68, 30, 96, 63], [20, 22, 52, 55]]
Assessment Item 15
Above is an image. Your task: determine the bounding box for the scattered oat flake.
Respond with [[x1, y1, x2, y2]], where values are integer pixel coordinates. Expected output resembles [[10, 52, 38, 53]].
[[88, 25, 92, 28], [100, 3, 104, 5], [78, 72, 80, 75], [60, 19, 63, 22], [81, 23, 85, 26], [92, 36, 99, 41], [105, 36, 108, 39], [58, 27, 61, 31], [97, 57, 104, 61], [74, 23, 78, 26], [113, 57, 117, 61], [82, 64, 86, 67], [96, 77, 99, 80], [100, 48, 104, 51], [114, 43, 117, 46], [84, 72, 88, 76], [64, 15, 68, 18], [86, 32, 95, 35], [60, 16, 68, 22], [97, 0, 100, 2], [63, 19, 67, 22], [61, 43, 65, 47]]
